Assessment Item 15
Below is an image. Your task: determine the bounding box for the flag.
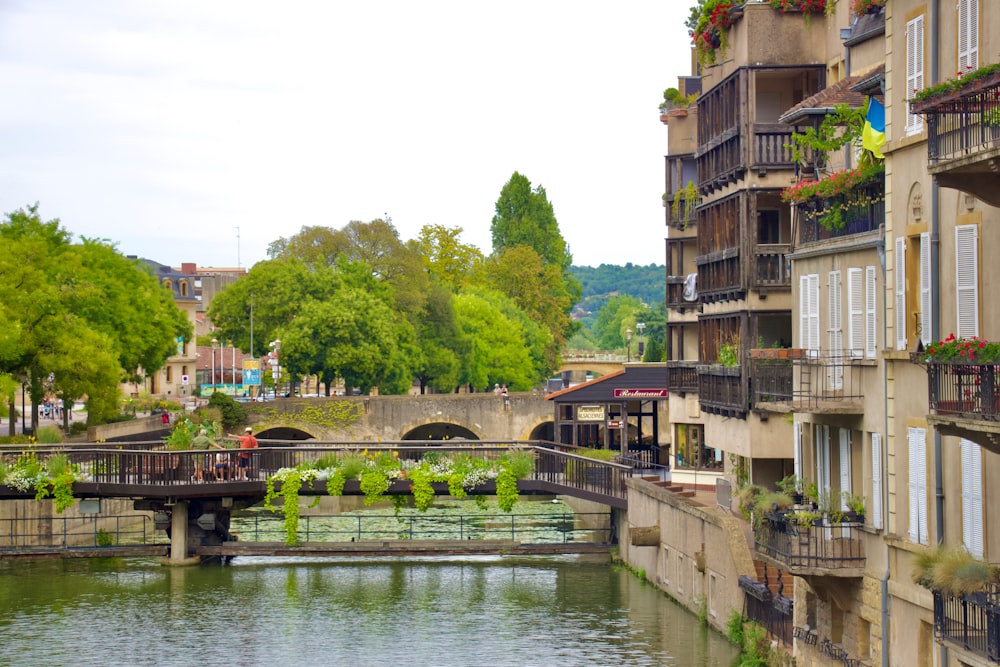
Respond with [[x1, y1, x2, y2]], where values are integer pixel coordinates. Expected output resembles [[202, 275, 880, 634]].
[[862, 97, 885, 159]]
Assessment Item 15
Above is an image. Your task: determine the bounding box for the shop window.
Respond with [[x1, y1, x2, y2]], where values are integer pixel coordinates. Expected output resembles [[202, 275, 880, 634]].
[[674, 424, 722, 471]]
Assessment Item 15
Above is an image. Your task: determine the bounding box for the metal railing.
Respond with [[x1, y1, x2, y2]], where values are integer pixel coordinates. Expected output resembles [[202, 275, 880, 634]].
[[754, 514, 865, 571], [933, 585, 1000, 662], [0, 514, 153, 548], [928, 361, 1000, 420], [923, 78, 1000, 164], [751, 353, 866, 410], [739, 575, 793, 647], [232, 512, 613, 544], [798, 174, 884, 244]]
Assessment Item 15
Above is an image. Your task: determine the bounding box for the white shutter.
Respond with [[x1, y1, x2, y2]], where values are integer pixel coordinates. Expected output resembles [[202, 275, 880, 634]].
[[865, 266, 877, 359], [848, 268, 864, 357], [961, 438, 984, 559], [920, 232, 932, 346], [958, 0, 979, 72], [956, 224, 979, 338], [839, 429, 852, 509], [816, 424, 831, 502], [896, 237, 907, 350], [808, 274, 820, 356], [906, 15, 925, 135], [828, 271, 844, 388], [800, 275, 810, 350], [871, 433, 883, 529], [793, 421, 803, 483], [908, 427, 928, 545]]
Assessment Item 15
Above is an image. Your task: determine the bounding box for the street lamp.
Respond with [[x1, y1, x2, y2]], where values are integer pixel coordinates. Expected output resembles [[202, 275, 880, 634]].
[[625, 328, 633, 363], [636, 322, 646, 361], [211, 338, 218, 390]]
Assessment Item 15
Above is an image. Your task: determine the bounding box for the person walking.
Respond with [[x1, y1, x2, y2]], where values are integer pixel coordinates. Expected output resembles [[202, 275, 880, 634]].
[[227, 426, 259, 480]]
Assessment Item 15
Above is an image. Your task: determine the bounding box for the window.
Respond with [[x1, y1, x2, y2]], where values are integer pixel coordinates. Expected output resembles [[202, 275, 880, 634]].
[[920, 232, 931, 345], [961, 438, 984, 559], [674, 424, 720, 471], [828, 271, 843, 388], [166, 366, 173, 383], [898, 234, 931, 349], [848, 268, 864, 358], [180, 281, 189, 297], [758, 210, 780, 244], [895, 237, 907, 350], [865, 266, 877, 359], [871, 433, 883, 529], [838, 429, 852, 510], [800, 274, 820, 355], [793, 421, 803, 483], [956, 224, 979, 338], [906, 14, 925, 135], [815, 424, 832, 503], [958, 0, 979, 72], [908, 426, 929, 545]]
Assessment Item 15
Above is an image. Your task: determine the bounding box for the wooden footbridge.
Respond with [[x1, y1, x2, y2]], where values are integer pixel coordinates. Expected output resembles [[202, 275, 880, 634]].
[[0, 441, 653, 562]]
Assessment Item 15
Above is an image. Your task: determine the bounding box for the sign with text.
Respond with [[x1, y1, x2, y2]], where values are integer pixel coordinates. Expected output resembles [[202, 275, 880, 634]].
[[576, 405, 605, 421], [243, 359, 261, 386], [608, 419, 623, 429], [613, 388, 669, 398]]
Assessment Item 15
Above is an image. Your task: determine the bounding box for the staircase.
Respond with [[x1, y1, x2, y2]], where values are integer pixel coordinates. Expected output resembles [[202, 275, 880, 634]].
[[754, 559, 794, 599]]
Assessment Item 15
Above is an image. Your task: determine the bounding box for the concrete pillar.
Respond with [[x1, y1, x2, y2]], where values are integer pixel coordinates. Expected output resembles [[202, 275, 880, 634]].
[[168, 501, 191, 564]]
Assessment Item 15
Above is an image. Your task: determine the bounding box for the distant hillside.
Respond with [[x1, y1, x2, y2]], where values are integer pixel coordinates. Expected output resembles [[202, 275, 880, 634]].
[[569, 263, 665, 319]]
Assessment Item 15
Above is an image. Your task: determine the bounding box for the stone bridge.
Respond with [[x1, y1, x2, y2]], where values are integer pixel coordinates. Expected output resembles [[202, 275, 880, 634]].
[[242, 393, 555, 441]]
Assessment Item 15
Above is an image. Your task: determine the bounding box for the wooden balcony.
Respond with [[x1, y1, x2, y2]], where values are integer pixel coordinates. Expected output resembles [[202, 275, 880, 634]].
[[913, 68, 1000, 208], [695, 250, 742, 303], [755, 513, 865, 577], [751, 352, 865, 414], [753, 244, 790, 289], [697, 364, 747, 417], [798, 174, 885, 245], [667, 361, 700, 394]]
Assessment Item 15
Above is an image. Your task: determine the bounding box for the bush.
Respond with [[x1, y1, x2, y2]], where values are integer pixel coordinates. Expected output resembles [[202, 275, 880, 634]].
[[207, 392, 247, 430], [69, 422, 88, 435], [35, 426, 64, 444]]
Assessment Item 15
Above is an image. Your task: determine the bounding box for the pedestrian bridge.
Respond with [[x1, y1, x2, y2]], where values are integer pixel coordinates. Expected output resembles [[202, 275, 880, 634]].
[[0, 442, 667, 562]]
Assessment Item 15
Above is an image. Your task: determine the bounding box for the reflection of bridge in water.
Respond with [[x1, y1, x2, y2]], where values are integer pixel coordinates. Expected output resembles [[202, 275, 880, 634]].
[[0, 442, 664, 562]]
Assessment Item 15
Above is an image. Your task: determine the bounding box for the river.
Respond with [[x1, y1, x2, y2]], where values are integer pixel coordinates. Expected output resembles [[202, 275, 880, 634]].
[[0, 553, 740, 667]]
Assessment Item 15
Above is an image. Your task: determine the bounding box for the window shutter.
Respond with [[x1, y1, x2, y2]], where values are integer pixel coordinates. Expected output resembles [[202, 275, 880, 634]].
[[871, 433, 883, 529], [906, 15, 925, 135], [828, 271, 843, 388], [908, 427, 928, 545], [956, 224, 979, 338], [865, 266, 877, 359], [848, 268, 864, 357], [920, 232, 932, 345], [896, 237, 907, 350], [816, 424, 831, 500], [961, 438, 984, 559], [799, 275, 810, 350], [839, 429, 852, 510], [958, 0, 979, 72], [802, 274, 820, 355], [793, 421, 803, 483]]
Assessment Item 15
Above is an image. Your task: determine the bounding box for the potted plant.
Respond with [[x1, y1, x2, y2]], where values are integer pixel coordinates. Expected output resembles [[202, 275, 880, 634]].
[[849, 0, 884, 16], [776, 474, 805, 504], [843, 492, 866, 520], [790, 509, 822, 527]]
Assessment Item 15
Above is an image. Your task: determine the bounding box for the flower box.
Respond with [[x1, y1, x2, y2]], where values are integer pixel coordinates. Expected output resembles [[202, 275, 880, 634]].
[[910, 68, 1000, 114]]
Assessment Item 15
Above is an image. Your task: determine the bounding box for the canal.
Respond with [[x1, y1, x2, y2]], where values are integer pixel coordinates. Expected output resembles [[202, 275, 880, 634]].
[[0, 554, 740, 666]]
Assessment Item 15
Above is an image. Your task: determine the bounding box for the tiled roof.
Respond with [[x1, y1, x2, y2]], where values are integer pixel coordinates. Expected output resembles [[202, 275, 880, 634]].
[[779, 64, 885, 124]]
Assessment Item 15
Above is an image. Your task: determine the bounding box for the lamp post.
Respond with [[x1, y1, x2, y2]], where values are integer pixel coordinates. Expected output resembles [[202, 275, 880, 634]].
[[636, 322, 646, 361], [625, 328, 633, 363], [211, 338, 218, 390]]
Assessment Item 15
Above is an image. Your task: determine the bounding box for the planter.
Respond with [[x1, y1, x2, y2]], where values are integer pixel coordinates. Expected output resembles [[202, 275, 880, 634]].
[[910, 69, 1000, 114]]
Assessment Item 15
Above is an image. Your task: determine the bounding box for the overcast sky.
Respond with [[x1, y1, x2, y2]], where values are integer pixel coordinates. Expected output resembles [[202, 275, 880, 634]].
[[1, 1, 693, 270]]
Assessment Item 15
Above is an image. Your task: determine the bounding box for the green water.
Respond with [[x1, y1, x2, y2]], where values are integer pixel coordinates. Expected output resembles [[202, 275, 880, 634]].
[[0, 554, 740, 667]]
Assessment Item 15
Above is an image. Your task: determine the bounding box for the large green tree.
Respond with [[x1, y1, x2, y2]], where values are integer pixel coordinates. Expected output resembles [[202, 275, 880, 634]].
[[412, 224, 485, 291]]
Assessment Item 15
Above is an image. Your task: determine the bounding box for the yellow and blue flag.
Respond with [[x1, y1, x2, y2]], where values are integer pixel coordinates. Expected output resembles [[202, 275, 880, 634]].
[[862, 97, 885, 159]]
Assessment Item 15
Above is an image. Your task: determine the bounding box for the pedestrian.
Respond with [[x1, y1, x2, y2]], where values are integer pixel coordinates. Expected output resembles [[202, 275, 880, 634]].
[[500, 384, 508, 397], [191, 428, 216, 482], [227, 426, 259, 480], [493, 383, 501, 395]]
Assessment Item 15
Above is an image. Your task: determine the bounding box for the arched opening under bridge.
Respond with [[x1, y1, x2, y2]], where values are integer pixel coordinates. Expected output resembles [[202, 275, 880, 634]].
[[529, 421, 555, 440], [401, 422, 478, 440], [255, 426, 314, 440]]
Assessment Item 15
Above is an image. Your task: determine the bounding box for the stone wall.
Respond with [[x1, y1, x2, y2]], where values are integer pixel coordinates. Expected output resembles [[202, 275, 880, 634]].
[[0, 497, 151, 547]]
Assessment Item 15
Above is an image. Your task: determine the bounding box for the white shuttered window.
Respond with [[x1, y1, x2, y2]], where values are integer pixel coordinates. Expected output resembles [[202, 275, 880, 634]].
[[920, 232, 932, 346], [871, 433, 883, 529], [958, 0, 979, 72], [896, 237, 907, 350], [961, 438, 984, 559], [829, 271, 843, 388], [956, 224, 979, 339], [906, 15, 925, 135], [848, 268, 864, 357], [908, 427, 929, 545], [865, 266, 877, 358], [800, 274, 820, 355]]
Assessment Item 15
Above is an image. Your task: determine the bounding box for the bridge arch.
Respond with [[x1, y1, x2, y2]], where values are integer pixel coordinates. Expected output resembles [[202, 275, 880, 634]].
[[254, 425, 317, 440], [400, 421, 480, 440]]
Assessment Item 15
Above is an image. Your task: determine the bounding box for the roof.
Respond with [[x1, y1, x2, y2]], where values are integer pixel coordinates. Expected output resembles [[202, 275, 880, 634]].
[[779, 64, 885, 125], [547, 364, 667, 403]]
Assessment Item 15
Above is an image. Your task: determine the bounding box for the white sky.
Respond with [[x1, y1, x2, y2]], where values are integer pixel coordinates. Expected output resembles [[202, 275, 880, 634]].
[[0, 1, 693, 270]]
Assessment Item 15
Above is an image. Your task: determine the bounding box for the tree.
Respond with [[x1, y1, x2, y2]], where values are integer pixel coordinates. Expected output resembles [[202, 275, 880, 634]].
[[412, 224, 485, 291], [592, 295, 645, 350], [491, 172, 570, 272], [412, 284, 461, 394]]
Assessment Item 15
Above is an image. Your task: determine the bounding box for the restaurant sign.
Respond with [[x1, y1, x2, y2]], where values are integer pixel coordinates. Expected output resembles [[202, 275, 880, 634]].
[[576, 405, 606, 421], [613, 388, 669, 398]]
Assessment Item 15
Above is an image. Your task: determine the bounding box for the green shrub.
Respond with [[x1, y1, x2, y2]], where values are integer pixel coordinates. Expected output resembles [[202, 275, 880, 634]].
[[207, 392, 247, 430], [35, 426, 63, 444]]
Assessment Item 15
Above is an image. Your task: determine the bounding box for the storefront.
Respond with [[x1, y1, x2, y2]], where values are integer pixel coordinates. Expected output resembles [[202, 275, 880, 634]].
[[547, 364, 669, 466]]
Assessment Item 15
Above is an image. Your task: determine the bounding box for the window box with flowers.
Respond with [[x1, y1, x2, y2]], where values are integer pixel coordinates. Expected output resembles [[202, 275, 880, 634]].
[[910, 63, 1000, 115], [921, 334, 1000, 418], [849, 0, 885, 16], [781, 162, 885, 233]]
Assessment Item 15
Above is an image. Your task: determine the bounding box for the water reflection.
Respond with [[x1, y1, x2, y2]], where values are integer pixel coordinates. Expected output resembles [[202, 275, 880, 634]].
[[0, 556, 740, 667]]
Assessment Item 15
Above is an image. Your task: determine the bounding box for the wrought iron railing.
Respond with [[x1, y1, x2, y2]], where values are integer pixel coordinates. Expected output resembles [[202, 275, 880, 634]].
[[751, 353, 866, 410], [933, 585, 1000, 662], [754, 513, 865, 571], [920, 75, 1000, 164], [739, 574, 794, 647], [928, 361, 1000, 420], [798, 174, 885, 244]]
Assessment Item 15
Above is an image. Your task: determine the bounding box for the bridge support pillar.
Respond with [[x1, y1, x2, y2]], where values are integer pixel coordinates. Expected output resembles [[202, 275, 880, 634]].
[[165, 500, 198, 565]]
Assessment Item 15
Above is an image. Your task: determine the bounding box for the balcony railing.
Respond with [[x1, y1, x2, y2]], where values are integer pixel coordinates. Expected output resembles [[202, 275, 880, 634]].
[[667, 361, 700, 393], [697, 364, 747, 417], [933, 585, 1000, 663], [753, 244, 790, 288], [739, 575, 793, 647], [755, 513, 865, 574], [914, 70, 1000, 164], [798, 174, 885, 244], [697, 127, 742, 194], [666, 193, 698, 230], [751, 352, 865, 412], [928, 361, 1000, 421], [753, 124, 796, 168], [695, 251, 742, 302]]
